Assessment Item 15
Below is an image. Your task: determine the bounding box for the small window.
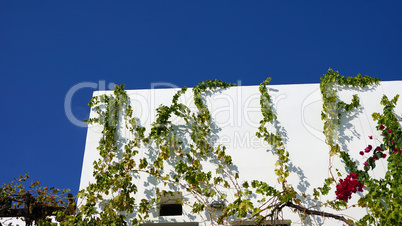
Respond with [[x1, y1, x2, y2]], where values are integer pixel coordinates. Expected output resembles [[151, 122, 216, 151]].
[[159, 204, 183, 216], [159, 203, 182, 216], [158, 191, 183, 216]]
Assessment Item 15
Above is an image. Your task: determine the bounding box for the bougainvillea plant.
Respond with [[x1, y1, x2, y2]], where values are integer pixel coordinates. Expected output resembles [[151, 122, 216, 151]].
[[335, 172, 364, 201], [55, 69, 401, 225]]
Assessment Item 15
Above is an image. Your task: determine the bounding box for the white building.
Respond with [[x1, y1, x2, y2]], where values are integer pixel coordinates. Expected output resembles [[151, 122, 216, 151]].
[[79, 81, 402, 225]]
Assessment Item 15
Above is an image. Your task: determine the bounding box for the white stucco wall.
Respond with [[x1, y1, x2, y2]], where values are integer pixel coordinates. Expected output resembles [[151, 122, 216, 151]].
[[79, 81, 402, 225], [0, 217, 25, 226], [0, 217, 58, 226]]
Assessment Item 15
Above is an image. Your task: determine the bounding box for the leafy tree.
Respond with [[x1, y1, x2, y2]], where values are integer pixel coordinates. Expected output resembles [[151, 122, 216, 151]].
[[0, 174, 74, 226]]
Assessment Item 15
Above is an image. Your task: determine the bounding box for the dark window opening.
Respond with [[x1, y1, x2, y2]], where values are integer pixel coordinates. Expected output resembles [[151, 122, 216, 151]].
[[159, 203, 182, 216]]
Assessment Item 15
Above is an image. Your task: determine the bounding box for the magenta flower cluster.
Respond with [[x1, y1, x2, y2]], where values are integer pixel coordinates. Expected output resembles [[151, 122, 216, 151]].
[[380, 124, 402, 155], [335, 124, 400, 201], [360, 142, 387, 163], [335, 172, 364, 201], [359, 124, 402, 165]]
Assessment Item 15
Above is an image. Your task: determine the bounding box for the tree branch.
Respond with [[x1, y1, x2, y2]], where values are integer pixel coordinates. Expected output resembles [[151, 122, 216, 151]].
[[256, 200, 287, 225], [285, 202, 353, 226]]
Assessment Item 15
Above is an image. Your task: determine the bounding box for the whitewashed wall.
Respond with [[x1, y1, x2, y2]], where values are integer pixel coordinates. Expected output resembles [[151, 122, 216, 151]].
[[0, 217, 25, 226], [79, 81, 402, 225], [0, 216, 58, 225]]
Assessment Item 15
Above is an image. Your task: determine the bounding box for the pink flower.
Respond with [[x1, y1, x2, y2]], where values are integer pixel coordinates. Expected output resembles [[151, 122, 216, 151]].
[[335, 173, 364, 201], [350, 173, 358, 179], [364, 162, 368, 166], [369, 135, 373, 139], [391, 140, 394, 145], [382, 153, 387, 158], [380, 124, 385, 130], [388, 129, 392, 134], [373, 155, 378, 161], [359, 151, 364, 155], [365, 145, 373, 153], [393, 148, 398, 153], [376, 146, 383, 152]]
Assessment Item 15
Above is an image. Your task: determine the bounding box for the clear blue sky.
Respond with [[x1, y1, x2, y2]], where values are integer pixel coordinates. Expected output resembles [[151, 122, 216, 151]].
[[1, 1, 401, 196]]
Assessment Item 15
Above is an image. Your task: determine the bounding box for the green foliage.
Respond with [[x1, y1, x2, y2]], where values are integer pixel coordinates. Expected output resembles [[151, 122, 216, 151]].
[[62, 69, 400, 225], [314, 68, 379, 208], [319, 69, 402, 225], [0, 173, 72, 225], [79, 80, 255, 225], [320, 68, 380, 154], [354, 94, 402, 225], [255, 78, 290, 188]]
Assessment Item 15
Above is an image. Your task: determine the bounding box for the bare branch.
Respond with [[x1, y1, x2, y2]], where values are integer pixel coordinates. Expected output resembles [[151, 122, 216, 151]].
[[285, 202, 353, 226]]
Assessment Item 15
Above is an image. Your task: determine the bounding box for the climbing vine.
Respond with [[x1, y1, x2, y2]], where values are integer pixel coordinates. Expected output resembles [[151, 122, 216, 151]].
[[64, 69, 400, 226], [312, 69, 380, 205]]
